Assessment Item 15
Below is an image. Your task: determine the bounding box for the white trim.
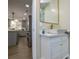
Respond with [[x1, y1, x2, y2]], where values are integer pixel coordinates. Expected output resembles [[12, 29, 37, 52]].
[[32, 0, 41, 59]]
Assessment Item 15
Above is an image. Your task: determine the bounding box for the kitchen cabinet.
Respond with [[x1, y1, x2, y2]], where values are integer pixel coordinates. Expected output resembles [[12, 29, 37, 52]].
[[8, 31, 17, 46]]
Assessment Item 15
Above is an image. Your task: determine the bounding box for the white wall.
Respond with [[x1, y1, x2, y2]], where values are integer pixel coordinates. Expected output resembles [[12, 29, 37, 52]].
[[59, 0, 70, 31]]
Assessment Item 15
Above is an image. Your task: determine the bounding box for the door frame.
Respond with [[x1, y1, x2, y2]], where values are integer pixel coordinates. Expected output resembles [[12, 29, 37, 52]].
[[32, 0, 41, 59]]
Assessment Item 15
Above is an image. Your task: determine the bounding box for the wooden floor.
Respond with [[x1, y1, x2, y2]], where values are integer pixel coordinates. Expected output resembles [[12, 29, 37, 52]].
[[8, 37, 32, 59]]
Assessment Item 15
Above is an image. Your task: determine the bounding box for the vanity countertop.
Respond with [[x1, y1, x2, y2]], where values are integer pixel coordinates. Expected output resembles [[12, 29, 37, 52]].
[[40, 33, 68, 38], [8, 30, 17, 32]]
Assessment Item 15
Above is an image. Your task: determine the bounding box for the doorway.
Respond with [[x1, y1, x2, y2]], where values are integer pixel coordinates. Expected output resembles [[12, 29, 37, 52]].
[[8, 0, 32, 59]]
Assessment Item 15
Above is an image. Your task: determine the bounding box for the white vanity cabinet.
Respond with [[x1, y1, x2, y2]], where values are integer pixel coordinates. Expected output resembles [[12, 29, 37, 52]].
[[40, 34, 69, 59]]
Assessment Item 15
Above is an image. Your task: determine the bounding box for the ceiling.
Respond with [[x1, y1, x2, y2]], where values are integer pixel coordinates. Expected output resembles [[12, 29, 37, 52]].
[[8, 0, 32, 20]]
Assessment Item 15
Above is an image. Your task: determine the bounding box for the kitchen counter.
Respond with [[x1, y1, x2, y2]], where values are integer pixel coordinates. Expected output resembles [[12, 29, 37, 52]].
[[8, 31, 17, 46]]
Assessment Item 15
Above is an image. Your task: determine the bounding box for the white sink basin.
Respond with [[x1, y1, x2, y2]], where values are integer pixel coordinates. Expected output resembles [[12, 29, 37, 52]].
[[41, 29, 67, 34], [40, 33, 67, 38]]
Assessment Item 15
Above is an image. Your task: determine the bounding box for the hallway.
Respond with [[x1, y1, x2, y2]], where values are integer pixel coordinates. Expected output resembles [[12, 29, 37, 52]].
[[8, 37, 32, 59]]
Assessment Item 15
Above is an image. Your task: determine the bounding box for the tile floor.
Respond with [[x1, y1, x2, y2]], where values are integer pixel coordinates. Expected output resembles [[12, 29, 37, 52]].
[[8, 37, 32, 59]]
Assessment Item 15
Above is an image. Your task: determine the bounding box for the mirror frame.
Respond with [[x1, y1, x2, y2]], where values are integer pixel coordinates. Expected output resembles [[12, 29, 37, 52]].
[[40, 0, 59, 25]]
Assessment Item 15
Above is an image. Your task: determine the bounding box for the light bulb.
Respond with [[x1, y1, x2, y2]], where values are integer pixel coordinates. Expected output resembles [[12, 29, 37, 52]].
[[11, 21, 15, 25], [25, 4, 29, 7], [14, 19, 18, 22]]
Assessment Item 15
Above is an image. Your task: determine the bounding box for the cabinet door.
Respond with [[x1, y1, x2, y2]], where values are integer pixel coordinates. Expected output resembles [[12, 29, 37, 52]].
[[50, 36, 69, 59], [41, 37, 49, 59], [60, 37, 69, 59], [50, 37, 62, 59]]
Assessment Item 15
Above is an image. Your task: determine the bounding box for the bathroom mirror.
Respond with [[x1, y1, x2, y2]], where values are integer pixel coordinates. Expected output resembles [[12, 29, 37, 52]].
[[40, 0, 59, 24]]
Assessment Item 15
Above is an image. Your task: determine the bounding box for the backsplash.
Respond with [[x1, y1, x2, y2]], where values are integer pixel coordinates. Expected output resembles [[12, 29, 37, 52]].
[[40, 22, 60, 29]]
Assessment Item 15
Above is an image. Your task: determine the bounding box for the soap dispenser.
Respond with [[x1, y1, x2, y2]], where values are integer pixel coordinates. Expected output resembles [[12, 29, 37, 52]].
[[42, 26, 45, 34], [42, 29, 45, 34]]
